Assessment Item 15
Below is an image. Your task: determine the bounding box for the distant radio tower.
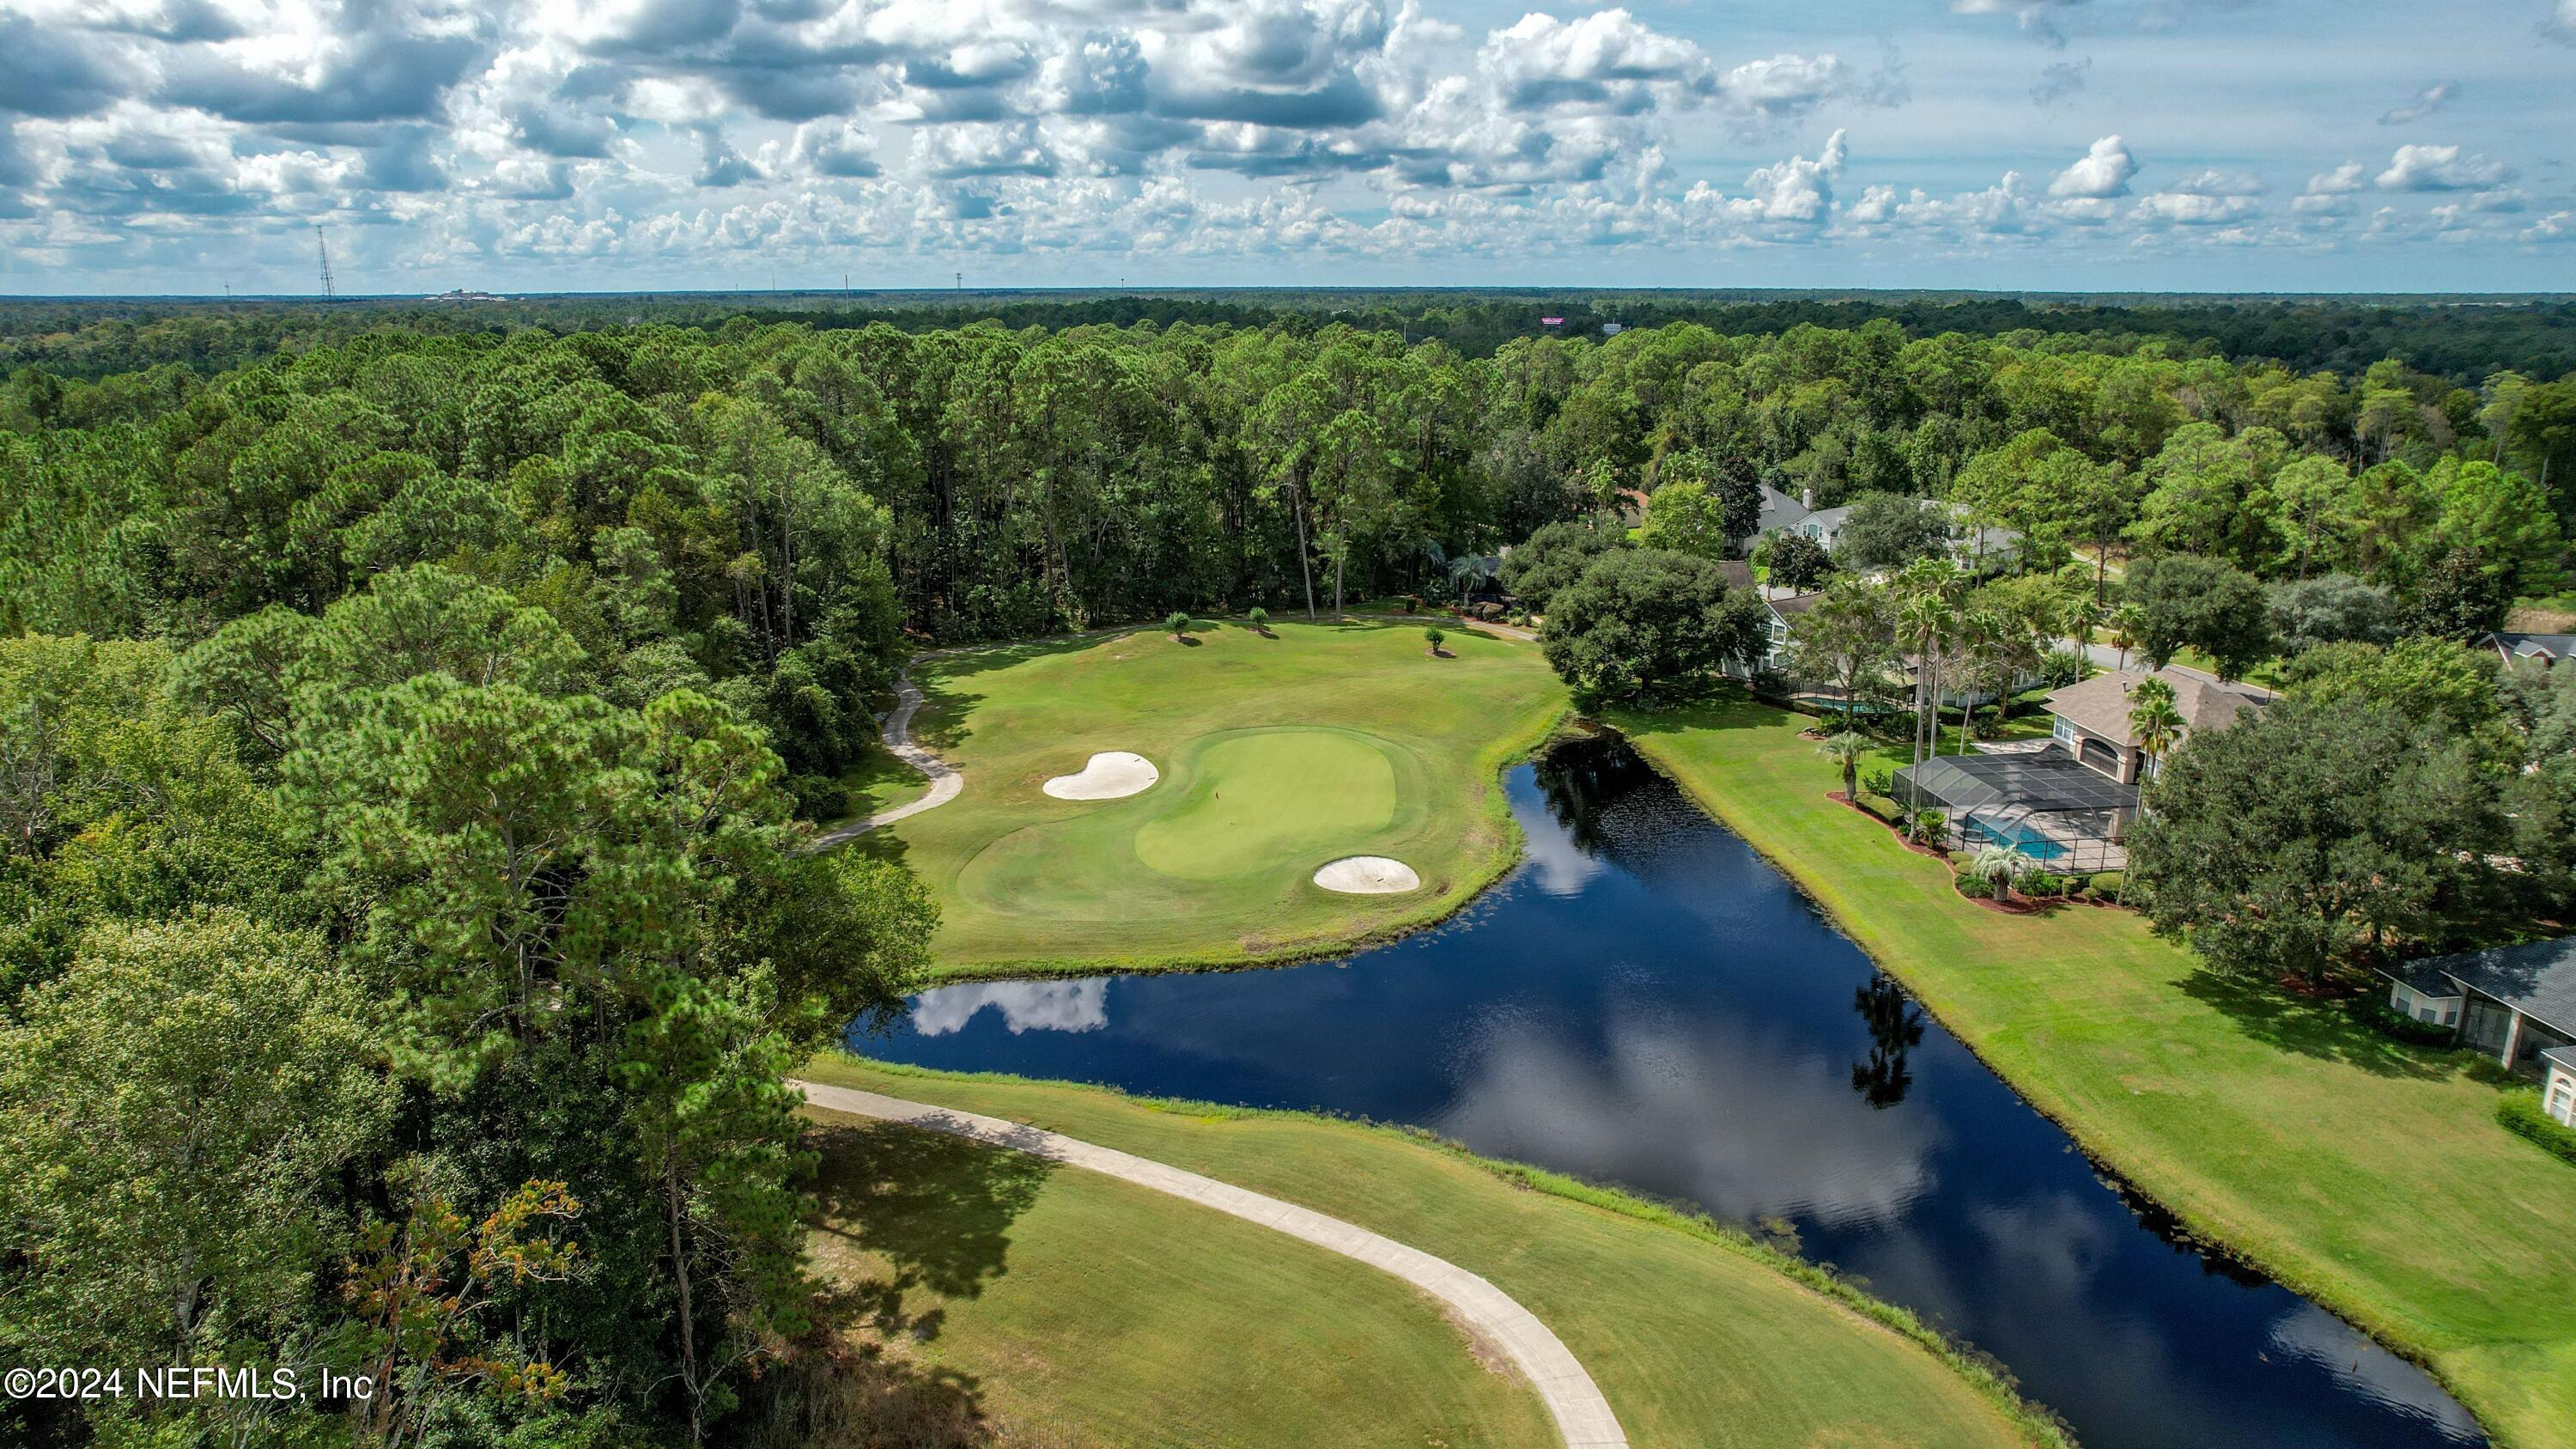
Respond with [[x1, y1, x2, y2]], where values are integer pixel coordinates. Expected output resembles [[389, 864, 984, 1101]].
[[954, 270, 962, 292], [314, 224, 336, 302]]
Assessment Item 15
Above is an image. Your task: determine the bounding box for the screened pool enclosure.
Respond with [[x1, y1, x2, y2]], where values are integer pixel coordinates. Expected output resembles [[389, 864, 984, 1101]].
[[1891, 745, 2140, 874]]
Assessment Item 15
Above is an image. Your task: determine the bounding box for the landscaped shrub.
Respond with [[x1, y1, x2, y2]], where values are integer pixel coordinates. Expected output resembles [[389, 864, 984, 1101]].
[[1860, 764, 1893, 799], [2359, 1001, 2457, 1046], [2091, 871, 2124, 896], [1955, 874, 1992, 899], [2497, 1090, 2576, 1167], [2024, 872, 2065, 897], [1911, 810, 1948, 850]]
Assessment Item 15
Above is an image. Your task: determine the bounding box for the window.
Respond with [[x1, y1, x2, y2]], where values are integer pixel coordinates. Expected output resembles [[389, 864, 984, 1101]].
[[2444, 1008, 2458, 1026], [2051, 715, 2075, 744], [2416, 1005, 2437, 1024], [2551, 1081, 2574, 1126]]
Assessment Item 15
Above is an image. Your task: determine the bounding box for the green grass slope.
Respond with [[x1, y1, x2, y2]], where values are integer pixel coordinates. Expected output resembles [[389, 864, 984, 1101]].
[[805, 1056, 2064, 1449], [1614, 693, 2576, 1449], [872, 618, 1565, 977], [804, 1111, 1554, 1447]]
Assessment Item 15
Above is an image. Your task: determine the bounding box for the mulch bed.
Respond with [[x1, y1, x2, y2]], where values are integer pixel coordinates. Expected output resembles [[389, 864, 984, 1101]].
[[1830, 788, 2136, 915]]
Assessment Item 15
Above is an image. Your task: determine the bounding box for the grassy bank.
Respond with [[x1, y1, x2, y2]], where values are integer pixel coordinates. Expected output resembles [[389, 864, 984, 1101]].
[[865, 618, 1566, 978], [803, 1055, 2069, 1449], [1613, 692, 2576, 1449], [799, 1107, 1554, 1446]]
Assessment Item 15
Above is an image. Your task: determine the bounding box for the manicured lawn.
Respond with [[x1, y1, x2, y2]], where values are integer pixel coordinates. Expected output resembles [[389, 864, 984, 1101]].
[[804, 1056, 2061, 1449], [870, 617, 1566, 977], [801, 1108, 1553, 1447], [1613, 692, 2576, 1449]]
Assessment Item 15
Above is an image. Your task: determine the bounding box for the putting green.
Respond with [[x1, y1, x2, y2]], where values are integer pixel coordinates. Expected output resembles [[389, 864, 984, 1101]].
[[1134, 728, 1400, 880], [869, 618, 1567, 976]]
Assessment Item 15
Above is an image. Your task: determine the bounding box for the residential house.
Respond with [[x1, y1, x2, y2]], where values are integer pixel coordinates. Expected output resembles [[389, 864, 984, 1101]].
[[1746, 489, 2021, 575], [2478, 631, 2574, 669], [1722, 588, 1821, 679], [1795, 504, 1854, 552], [2040, 667, 2267, 785], [1726, 484, 1814, 554], [2376, 937, 2576, 1093]]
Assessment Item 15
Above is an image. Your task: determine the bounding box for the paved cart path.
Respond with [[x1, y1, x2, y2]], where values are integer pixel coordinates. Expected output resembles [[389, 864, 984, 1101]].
[[792, 1077, 1629, 1449], [807, 667, 962, 849]]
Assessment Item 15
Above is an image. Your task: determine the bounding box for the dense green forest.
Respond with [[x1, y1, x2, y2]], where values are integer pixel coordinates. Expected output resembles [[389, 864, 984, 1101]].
[[3, 304, 2574, 1446], [9, 289, 2576, 383]]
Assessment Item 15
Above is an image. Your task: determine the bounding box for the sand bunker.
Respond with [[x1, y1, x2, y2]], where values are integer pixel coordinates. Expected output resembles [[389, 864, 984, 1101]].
[[1042, 751, 1160, 801], [1312, 855, 1421, 893]]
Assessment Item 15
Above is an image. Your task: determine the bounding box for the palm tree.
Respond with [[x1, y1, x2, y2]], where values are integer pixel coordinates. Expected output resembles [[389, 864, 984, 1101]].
[[1971, 843, 2029, 902], [1815, 730, 1869, 800], [2128, 676, 2183, 779], [2110, 603, 2144, 673], [1951, 606, 2006, 756], [1893, 558, 1964, 775]]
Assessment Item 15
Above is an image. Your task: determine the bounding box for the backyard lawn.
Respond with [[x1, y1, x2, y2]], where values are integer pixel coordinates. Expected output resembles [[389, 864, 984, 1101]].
[[803, 1056, 2063, 1449], [1616, 693, 2576, 1449], [800, 1106, 1554, 1447], [865, 617, 1565, 977]]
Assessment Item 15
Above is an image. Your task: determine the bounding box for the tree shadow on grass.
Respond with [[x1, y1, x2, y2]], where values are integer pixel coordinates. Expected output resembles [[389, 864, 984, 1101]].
[[2175, 970, 2458, 1081], [806, 1121, 1056, 1343], [739, 1333, 1002, 1449], [1608, 685, 1797, 739]]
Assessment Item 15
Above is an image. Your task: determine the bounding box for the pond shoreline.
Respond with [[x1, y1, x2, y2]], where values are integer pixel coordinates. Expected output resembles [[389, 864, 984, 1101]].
[[1615, 718, 2510, 1449]]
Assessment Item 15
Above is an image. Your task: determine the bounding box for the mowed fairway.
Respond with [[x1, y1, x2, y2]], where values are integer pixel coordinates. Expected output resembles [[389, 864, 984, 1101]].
[[878, 618, 1565, 975], [802, 1111, 1556, 1447], [805, 1056, 2061, 1449]]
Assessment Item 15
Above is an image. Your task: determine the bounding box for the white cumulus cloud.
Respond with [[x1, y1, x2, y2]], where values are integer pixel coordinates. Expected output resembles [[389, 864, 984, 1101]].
[[2049, 134, 2136, 198]]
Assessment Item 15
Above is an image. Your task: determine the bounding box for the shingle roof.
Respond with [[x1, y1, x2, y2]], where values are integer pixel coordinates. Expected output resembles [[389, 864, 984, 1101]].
[[2392, 937, 2576, 1038], [1715, 559, 1756, 594], [2543, 1044, 2576, 1074], [2484, 632, 2576, 665], [1768, 590, 1826, 622], [2042, 667, 2264, 748], [1754, 485, 1810, 535]]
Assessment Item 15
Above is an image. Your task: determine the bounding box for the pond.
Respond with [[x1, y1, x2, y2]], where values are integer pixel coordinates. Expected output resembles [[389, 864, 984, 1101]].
[[848, 734, 2484, 1449]]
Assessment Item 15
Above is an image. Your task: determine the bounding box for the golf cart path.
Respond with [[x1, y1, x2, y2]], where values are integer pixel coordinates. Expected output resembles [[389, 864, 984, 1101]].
[[793, 1078, 1628, 1449], [808, 667, 961, 848], [808, 612, 1533, 849]]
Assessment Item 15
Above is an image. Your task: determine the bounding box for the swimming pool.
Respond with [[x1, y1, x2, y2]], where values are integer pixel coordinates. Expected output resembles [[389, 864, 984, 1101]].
[[1962, 813, 2069, 861]]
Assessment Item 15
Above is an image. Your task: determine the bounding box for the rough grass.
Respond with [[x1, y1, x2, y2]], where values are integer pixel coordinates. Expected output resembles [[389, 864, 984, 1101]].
[[866, 617, 1565, 977], [799, 1109, 1554, 1447], [1613, 691, 2576, 1449], [804, 1055, 2065, 1449], [823, 737, 933, 825]]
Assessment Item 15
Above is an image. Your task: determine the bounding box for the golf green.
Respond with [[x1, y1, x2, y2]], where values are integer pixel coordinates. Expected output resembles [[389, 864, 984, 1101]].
[[872, 618, 1567, 975], [1135, 728, 1401, 880]]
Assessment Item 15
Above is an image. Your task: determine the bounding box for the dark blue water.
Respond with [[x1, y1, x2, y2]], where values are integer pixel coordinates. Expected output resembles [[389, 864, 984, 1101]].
[[850, 735, 2484, 1449]]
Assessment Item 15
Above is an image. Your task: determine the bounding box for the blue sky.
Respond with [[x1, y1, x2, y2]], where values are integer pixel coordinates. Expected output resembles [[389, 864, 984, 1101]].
[[1, 0, 2570, 295]]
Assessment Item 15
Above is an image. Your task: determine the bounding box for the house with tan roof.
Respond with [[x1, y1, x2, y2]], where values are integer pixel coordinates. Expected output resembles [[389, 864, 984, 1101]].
[[2042, 667, 2268, 785]]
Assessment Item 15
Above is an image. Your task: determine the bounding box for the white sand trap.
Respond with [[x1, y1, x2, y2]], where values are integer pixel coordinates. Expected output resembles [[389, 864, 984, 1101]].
[[1313, 855, 1421, 893], [1042, 751, 1159, 801]]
